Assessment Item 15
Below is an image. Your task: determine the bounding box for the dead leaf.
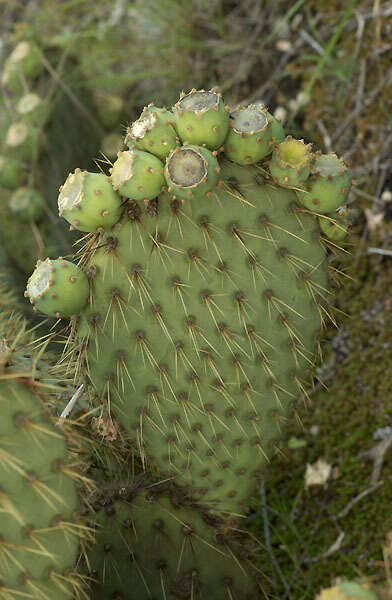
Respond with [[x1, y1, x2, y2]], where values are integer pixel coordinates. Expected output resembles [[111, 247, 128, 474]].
[[305, 458, 332, 488]]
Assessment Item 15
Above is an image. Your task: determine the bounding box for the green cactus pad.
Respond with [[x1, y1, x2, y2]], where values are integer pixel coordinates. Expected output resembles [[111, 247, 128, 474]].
[[224, 104, 273, 165], [16, 92, 49, 125], [0, 155, 24, 189], [10, 187, 44, 223], [0, 300, 91, 600], [1, 41, 44, 91], [110, 149, 164, 200], [173, 89, 230, 150], [126, 105, 178, 160], [297, 153, 351, 214], [316, 580, 379, 600], [25, 258, 89, 317], [164, 144, 220, 201], [269, 137, 313, 187], [70, 158, 327, 516], [266, 111, 285, 143], [318, 207, 349, 241], [82, 483, 260, 599], [58, 169, 123, 232], [5, 121, 40, 161]]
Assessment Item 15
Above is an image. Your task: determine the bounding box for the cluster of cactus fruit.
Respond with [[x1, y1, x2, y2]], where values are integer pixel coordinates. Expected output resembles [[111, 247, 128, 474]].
[[19, 87, 360, 598], [0, 39, 126, 280]]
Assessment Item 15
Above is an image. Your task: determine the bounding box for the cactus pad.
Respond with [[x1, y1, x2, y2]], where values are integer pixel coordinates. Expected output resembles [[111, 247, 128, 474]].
[[25, 258, 89, 317]]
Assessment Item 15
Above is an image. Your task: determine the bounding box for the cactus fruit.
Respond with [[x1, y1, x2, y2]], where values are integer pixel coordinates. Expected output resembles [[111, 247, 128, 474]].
[[5, 121, 40, 161], [110, 149, 164, 200], [93, 92, 124, 129], [58, 169, 124, 232], [0, 290, 91, 599], [297, 153, 351, 214], [0, 155, 24, 190], [25, 258, 89, 317], [224, 104, 273, 165], [100, 132, 124, 160], [164, 144, 220, 200], [318, 207, 350, 241], [1, 41, 43, 92], [16, 92, 49, 125], [10, 187, 44, 223], [266, 111, 285, 142], [81, 478, 260, 599], [316, 580, 379, 600], [125, 105, 178, 160], [269, 136, 314, 187], [173, 89, 230, 150]]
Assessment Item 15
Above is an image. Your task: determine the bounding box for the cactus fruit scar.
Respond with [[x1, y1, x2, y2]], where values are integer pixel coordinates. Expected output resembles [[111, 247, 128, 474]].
[[10, 187, 44, 223], [316, 580, 380, 600], [25, 258, 89, 317], [297, 152, 351, 213], [125, 105, 178, 160], [269, 136, 314, 187], [173, 89, 230, 150], [25, 87, 351, 521], [58, 168, 123, 232], [16, 92, 48, 125], [164, 144, 220, 200], [110, 148, 165, 200], [224, 104, 273, 165]]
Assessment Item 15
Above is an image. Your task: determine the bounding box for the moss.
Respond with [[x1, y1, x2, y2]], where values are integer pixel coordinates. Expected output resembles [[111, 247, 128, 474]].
[[249, 234, 392, 598]]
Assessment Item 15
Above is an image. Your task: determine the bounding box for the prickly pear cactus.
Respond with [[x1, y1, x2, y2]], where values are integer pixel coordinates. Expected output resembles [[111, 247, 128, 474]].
[[81, 476, 261, 600], [25, 89, 351, 522], [0, 285, 93, 599]]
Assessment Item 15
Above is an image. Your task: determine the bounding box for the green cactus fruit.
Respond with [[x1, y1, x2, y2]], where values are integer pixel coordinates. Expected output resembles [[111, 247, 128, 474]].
[[224, 104, 273, 165], [100, 132, 124, 159], [1, 41, 43, 92], [164, 144, 220, 201], [110, 148, 164, 200], [93, 92, 124, 129], [269, 136, 313, 187], [316, 580, 379, 600], [82, 481, 260, 599], [125, 105, 178, 160], [58, 169, 123, 232], [25, 257, 89, 317], [16, 92, 49, 125], [318, 207, 350, 241], [0, 301, 91, 599], [10, 187, 44, 223], [173, 89, 230, 150], [266, 111, 285, 143], [0, 155, 24, 189], [5, 121, 40, 161], [66, 158, 328, 516], [297, 153, 351, 214]]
